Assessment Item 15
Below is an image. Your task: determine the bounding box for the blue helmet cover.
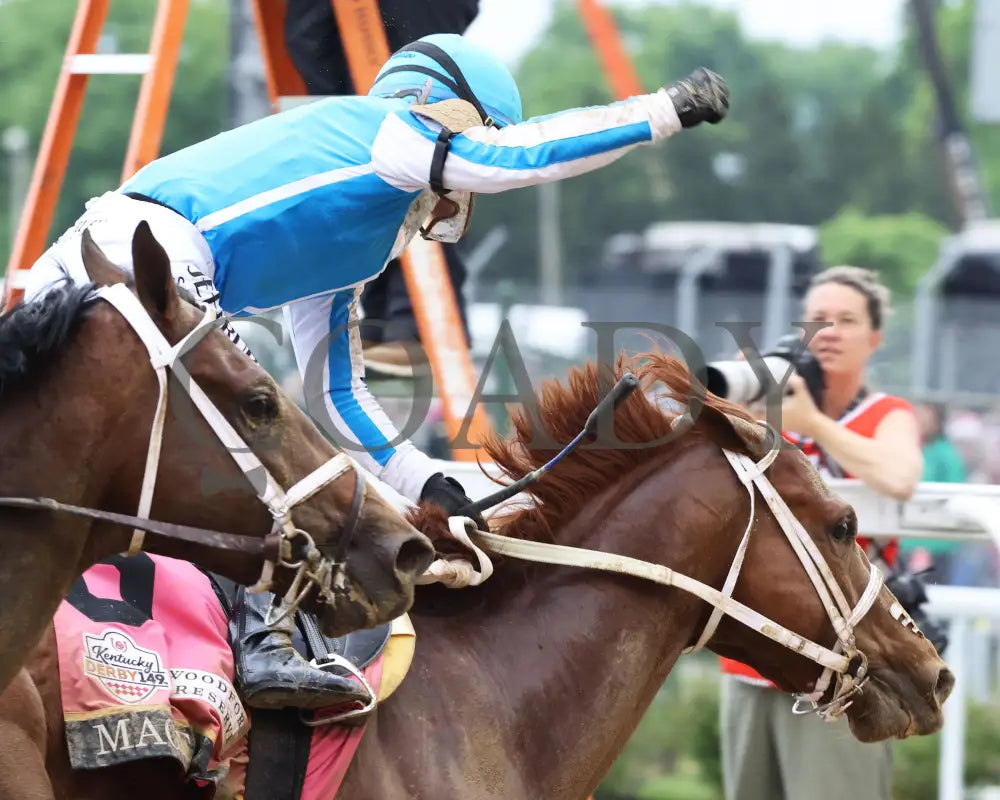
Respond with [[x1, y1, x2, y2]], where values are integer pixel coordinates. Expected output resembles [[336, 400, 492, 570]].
[[369, 33, 523, 128]]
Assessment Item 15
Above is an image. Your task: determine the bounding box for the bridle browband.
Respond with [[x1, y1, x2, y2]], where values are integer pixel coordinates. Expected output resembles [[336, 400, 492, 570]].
[[0, 284, 368, 623]]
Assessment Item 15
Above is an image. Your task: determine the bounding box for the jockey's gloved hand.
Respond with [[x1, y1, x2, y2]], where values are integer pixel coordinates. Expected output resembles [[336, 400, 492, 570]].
[[420, 473, 488, 531], [665, 68, 730, 128]]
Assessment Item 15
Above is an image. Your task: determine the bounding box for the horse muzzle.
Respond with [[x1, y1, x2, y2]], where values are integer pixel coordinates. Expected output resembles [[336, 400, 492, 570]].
[[847, 663, 954, 741]]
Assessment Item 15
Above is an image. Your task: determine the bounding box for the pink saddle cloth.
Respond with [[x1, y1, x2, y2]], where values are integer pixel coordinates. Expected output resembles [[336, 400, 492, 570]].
[[55, 553, 379, 799], [55, 553, 250, 789]]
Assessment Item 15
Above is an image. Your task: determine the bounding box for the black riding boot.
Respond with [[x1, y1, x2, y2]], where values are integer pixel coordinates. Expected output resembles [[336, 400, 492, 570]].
[[229, 587, 370, 710], [666, 68, 730, 128]]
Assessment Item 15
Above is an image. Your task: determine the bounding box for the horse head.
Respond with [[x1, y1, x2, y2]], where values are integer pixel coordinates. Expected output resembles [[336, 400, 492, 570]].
[[691, 400, 952, 742]]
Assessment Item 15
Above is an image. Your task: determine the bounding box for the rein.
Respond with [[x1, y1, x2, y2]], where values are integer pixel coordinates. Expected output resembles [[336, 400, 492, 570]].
[[1, 284, 366, 621], [0, 496, 286, 560]]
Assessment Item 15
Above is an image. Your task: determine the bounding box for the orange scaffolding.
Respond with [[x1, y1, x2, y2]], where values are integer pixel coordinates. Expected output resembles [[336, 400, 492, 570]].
[[577, 0, 645, 99], [3, 0, 188, 305]]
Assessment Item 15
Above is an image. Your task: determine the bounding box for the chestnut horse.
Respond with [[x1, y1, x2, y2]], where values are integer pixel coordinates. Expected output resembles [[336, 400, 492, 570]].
[[0, 224, 433, 785], [8, 355, 951, 800], [339, 356, 951, 799]]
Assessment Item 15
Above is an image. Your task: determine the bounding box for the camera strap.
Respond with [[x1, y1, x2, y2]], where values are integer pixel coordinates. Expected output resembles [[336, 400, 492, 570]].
[[807, 386, 869, 479]]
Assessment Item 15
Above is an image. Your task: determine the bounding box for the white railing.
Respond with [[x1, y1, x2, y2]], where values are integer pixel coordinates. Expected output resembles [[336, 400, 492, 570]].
[[829, 479, 1000, 554], [926, 586, 1000, 800], [434, 463, 1000, 547]]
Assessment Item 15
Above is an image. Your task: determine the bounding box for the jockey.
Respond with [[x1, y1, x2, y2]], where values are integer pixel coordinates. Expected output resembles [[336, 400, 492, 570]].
[[24, 34, 730, 710]]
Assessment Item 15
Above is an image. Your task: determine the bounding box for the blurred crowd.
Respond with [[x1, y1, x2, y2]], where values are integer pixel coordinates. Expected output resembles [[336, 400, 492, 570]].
[[902, 401, 1000, 588]]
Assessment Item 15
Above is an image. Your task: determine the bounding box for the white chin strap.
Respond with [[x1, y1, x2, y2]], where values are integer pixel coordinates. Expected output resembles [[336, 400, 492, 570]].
[[432, 439, 884, 721], [95, 284, 358, 606]]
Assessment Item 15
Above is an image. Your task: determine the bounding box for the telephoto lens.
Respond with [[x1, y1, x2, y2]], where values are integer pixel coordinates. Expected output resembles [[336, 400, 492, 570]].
[[704, 333, 825, 407], [704, 355, 797, 405]]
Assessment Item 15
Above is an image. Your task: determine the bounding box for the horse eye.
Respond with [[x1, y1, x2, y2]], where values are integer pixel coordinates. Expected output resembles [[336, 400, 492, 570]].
[[831, 517, 855, 542], [243, 392, 279, 423]]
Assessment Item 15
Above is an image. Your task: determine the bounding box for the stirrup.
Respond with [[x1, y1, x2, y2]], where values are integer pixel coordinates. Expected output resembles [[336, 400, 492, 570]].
[[298, 652, 377, 727]]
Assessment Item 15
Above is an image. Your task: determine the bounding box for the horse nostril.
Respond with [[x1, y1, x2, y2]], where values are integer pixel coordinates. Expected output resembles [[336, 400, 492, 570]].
[[394, 534, 435, 580], [934, 667, 955, 705]]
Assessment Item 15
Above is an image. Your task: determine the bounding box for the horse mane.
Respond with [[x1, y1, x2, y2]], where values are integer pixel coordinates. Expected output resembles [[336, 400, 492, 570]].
[[0, 282, 98, 399], [0, 271, 209, 402], [480, 352, 758, 543]]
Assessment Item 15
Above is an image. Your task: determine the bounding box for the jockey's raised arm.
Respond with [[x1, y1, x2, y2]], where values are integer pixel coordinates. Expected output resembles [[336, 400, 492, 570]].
[[372, 87, 693, 195], [365, 36, 725, 241]]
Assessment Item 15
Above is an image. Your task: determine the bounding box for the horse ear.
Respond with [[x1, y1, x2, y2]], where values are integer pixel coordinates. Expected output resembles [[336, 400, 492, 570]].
[[80, 229, 128, 286], [131, 221, 178, 320], [694, 401, 757, 454]]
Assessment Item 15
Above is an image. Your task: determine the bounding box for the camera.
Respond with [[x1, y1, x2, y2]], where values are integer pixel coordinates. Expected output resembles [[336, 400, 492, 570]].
[[704, 332, 825, 407], [885, 569, 949, 655]]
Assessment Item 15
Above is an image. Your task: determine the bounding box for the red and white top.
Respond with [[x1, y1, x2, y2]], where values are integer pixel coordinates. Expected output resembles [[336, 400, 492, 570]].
[[719, 392, 914, 687]]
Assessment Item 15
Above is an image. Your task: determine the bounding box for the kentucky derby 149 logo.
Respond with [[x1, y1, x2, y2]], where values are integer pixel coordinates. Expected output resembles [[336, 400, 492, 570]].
[[83, 629, 169, 705]]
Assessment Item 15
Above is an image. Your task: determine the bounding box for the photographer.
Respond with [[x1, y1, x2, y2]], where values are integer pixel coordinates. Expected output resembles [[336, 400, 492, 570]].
[[719, 266, 924, 800]]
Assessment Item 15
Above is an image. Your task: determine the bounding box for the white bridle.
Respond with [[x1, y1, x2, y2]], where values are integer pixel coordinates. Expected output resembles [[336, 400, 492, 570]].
[[694, 447, 883, 718], [437, 442, 884, 720], [95, 284, 362, 620]]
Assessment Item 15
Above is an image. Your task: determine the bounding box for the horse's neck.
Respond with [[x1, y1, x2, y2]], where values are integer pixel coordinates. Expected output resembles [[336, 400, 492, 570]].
[[0, 343, 139, 690], [347, 456, 730, 800], [0, 396, 103, 691]]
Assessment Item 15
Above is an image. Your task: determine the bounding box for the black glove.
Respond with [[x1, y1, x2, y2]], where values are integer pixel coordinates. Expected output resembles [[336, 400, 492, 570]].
[[419, 473, 487, 531], [665, 67, 730, 128]]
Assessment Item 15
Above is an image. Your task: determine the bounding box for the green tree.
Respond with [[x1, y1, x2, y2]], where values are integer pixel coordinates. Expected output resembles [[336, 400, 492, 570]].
[[819, 208, 950, 296], [0, 0, 229, 272], [472, 0, 998, 294]]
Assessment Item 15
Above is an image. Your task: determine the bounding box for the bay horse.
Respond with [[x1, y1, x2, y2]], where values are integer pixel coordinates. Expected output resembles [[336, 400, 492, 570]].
[[6, 354, 952, 799], [0, 223, 433, 698]]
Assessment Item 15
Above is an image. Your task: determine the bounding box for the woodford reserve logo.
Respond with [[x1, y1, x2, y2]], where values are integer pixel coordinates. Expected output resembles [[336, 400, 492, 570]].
[[83, 629, 169, 704]]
